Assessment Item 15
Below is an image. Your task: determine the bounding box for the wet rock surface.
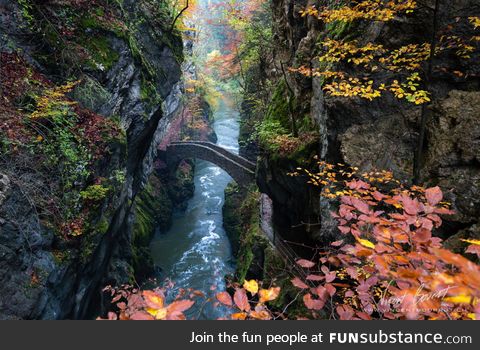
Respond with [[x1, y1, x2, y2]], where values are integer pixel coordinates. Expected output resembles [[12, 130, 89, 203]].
[[0, 1, 183, 319], [253, 0, 479, 245]]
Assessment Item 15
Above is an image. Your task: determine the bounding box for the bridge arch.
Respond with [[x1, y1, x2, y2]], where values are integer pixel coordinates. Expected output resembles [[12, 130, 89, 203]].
[[166, 141, 256, 188]]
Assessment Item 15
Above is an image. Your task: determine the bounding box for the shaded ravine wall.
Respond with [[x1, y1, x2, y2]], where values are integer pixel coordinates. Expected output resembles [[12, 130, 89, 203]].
[[255, 0, 480, 246], [0, 0, 184, 319]]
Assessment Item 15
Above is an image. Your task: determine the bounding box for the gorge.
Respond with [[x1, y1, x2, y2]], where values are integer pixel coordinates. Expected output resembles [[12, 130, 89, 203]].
[[1, 0, 479, 321]]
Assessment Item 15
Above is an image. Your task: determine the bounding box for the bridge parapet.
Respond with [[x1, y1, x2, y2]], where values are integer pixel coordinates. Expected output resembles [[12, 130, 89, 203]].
[[170, 141, 256, 171], [166, 142, 256, 188]]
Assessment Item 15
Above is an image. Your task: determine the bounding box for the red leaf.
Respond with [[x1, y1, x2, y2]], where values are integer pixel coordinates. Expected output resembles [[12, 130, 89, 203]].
[[325, 271, 337, 283], [303, 293, 325, 310], [331, 239, 344, 247], [127, 294, 145, 310], [306, 274, 325, 281], [336, 305, 355, 320], [291, 277, 309, 289], [296, 259, 315, 268], [356, 311, 372, 320], [347, 179, 370, 190], [233, 288, 251, 311], [372, 191, 387, 201], [325, 284, 336, 297], [130, 311, 154, 320], [351, 197, 370, 214], [400, 195, 421, 215], [216, 291, 233, 306], [401, 292, 419, 320], [425, 186, 443, 206], [312, 286, 329, 301], [346, 266, 359, 280], [111, 294, 122, 303], [414, 228, 431, 243], [466, 244, 480, 258]]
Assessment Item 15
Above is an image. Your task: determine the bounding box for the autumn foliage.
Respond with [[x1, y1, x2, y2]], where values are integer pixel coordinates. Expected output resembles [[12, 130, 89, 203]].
[[1, 52, 122, 239], [100, 162, 480, 321], [294, 1, 479, 105], [290, 163, 480, 320], [101, 280, 281, 321]]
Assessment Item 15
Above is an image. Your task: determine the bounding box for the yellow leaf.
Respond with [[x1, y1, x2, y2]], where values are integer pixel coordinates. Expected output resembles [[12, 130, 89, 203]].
[[461, 239, 480, 246], [146, 308, 157, 317], [258, 287, 281, 303], [444, 295, 473, 304], [243, 280, 259, 296], [467, 313, 476, 320], [146, 307, 167, 320], [357, 238, 375, 249]]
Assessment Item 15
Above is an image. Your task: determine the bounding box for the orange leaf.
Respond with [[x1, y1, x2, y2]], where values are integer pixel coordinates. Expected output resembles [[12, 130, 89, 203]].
[[233, 288, 251, 311], [147, 307, 167, 320], [216, 291, 233, 306], [258, 287, 281, 303], [231, 312, 247, 320], [167, 299, 194, 314], [143, 290, 164, 309], [249, 310, 271, 320]]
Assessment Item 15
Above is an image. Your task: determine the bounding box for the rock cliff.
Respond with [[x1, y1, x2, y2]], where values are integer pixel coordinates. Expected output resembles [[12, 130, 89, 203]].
[[0, 0, 184, 319], [250, 0, 479, 246]]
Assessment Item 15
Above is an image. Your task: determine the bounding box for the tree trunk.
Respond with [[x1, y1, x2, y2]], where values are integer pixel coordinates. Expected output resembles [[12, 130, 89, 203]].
[[413, 0, 440, 184]]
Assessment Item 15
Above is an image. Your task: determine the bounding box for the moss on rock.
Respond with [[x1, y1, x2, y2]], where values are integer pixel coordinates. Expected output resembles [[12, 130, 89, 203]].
[[132, 173, 173, 280]]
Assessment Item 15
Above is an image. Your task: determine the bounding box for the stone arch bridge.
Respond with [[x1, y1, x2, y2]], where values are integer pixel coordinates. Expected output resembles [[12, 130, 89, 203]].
[[166, 141, 256, 187]]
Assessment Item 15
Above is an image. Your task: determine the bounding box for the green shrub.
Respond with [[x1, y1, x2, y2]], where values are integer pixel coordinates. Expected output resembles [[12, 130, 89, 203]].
[[80, 184, 110, 202], [256, 119, 289, 151]]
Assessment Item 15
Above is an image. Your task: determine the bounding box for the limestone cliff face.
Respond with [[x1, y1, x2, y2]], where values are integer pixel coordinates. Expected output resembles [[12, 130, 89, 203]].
[[254, 0, 479, 244], [0, 0, 183, 319]]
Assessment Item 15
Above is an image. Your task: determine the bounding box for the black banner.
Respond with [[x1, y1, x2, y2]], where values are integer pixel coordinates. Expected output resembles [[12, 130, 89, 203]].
[[0, 321, 476, 350]]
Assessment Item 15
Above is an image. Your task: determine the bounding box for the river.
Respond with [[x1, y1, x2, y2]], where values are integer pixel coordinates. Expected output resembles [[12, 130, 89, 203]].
[[150, 98, 238, 319]]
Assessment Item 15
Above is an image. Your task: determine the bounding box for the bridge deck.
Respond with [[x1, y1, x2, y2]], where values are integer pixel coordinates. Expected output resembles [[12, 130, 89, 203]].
[[166, 141, 256, 187], [171, 141, 255, 170]]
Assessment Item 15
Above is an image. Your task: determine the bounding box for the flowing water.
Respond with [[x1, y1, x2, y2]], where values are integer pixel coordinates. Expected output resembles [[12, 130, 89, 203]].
[[150, 99, 238, 319]]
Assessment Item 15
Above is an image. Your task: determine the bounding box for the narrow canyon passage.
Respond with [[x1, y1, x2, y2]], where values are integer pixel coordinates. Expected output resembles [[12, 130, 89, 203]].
[[150, 99, 239, 319], [2, 0, 478, 324]]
